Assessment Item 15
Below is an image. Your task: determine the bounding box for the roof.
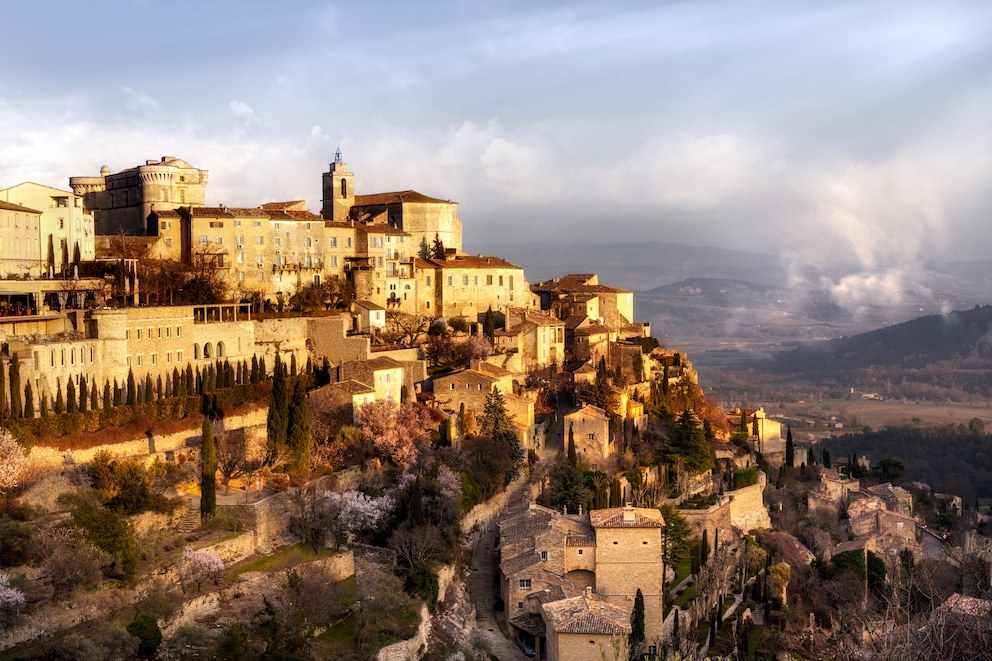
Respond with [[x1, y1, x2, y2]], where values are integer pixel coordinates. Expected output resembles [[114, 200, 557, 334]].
[[508, 613, 546, 637], [500, 551, 542, 577], [330, 379, 374, 396], [574, 323, 611, 337], [566, 405, 610, 422], [0, 200, 41, 214], [355, 300, 385, 311], [419, 254, 523, 271], [565, 535, 596, 547], [353, 190, 454, 206], [939, 593, 992, 618], [154, 205, 323, 221], [542, 593, 631, 636], [589, 506, 664, 529], [532, 274, 632, 296]]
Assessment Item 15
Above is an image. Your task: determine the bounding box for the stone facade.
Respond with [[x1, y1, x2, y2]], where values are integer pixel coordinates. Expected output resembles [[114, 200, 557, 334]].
[[0, 182, 95, 273], [565, 405, 611, 471], [70, 156, 208, 235]]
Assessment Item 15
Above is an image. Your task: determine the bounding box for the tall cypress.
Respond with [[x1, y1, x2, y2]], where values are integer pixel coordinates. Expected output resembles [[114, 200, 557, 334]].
[[785, 423, 795, 468], [287, 378, 312, 474], [40, 392, 49, 418], [8, 357, 22, 419], [103, 380, 112, 409], [23, 382, 34, 419], [0, 358, 7, 419], [66, 377, 77, 414], [144, 374, 154, 403], [126, 370, 137, 407], [90, 382, 99, 411], [55, 381, 66, 414], [78, 376, 88, 413], [200, 419, 217, 518], [567, 423, 577, 468], [113, 379, 122, 407], [266, 355, 289, 464], [630, 588, 645, 651]]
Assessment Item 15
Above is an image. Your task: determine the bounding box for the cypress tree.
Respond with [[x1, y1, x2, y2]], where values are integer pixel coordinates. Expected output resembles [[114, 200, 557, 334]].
[[23, 383, 34, 418], [90, 382, 99, 410], [40, 392, 49, 418], [701, 529, 710, 565], [0, 358, 7, 419], [66, 378, 77, 414], [78, 376, 88, 413], [185, 364, 194, 395], [251, 355, 259, 383], [144, 374, 154, 404], [823, 448, 832, 469], [55, 381, 65, 414], [567, 423, 577, 468], [807, 446, 815, 465], [200, 419, 217, 518], [157, 375, 163, 400], [484, 307, 495, 344], [630, 588, 645, 650], [287, 378, 312, 474], [126, 370, 137, 407], [8, 357, 22, 419], [785, 424, 795, 468], [103, 380, 112, 409], [290, 353, 297, 377], [266, 355, 289, 464], [113, 379, 122, 407], [258, 356, 267, 379], [172, 368, 181, 396]]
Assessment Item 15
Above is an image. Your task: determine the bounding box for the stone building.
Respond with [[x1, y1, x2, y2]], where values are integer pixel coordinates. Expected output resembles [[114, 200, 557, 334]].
[[70, 156, 208, 235], [542, 590, 632, 661], [414, 254, 533, 318], [0, 182, 95, 273], [320, 150, 463, 253], [0, 201, 44, 279], [498, 504, 666, 659], [564, 405, 612, 471], [495, 308, 565, 371]]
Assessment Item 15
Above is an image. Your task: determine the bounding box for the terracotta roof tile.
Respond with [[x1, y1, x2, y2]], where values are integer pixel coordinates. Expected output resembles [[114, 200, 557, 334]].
[[353, 190, 454, 206], [542, 594, 631, 636]]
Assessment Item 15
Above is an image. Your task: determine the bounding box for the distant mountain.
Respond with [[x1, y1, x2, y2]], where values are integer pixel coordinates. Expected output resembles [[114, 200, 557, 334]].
[[771, 305, 992, 374]]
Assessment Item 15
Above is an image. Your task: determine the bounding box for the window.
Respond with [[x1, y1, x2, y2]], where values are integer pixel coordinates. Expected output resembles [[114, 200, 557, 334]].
[[426, 276, 432, 286], [258, 271, 264, 281], [450, 383, 455, 390], [215, 236, 223, 244], [255, 236, 264, 245], [487, 275, 493, 285], [167, 352, 172, 363], [517, 602, 523, 610], [474, 276, 478, 285], [235, 220, 242, 227], [588, 433, 595, 440], [199, 236, 207, 244], [125, 330, 130, 340], [164, 238, 172, 247], [136, 354, 142, 367], [177, 350, 183, 362], [158, 328, 162, 338], [447, 276, 453, 286], [273, 222, 281, 229], [346, 237, 353, 248], [648, 646, 657, 656], [499, 275, 504, 286], [540, 551, 548, 561], [329, 256, 337, 267], [237, 252, 245, 264], [578, 549, 583, 555], [463, 275, 468, 286], [518, 579, 531, 589], [305, 222, 311, 230], [304, 237, 312, 247], [328, 237, 338, 248], [274, 237, 281, 247], [209, 221, 224, 228], [151, 354, 157, 365], [236, 236, 244, 246], [257, 256, 264, 266], [160, 221, 170, 230], [253, 220, 261, 227], [239, 271, 246, 281], [176, 326, 181, 337], [166, 327, 171, 338], [137, 329, 142, 340]]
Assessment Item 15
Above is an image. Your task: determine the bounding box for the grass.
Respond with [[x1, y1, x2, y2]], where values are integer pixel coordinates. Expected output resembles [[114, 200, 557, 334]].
[[226, 542, 337, 578], [667, 559, 691, 589], [672, 584, 695, 609]]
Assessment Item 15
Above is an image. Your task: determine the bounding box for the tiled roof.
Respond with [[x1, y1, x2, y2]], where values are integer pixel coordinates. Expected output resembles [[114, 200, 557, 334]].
[[0, 200, 41, 214], [542, 594, 631, 636], [589, 506, 664, 529], [330, 379, 374, 396], [355, 299, 385, 311], [509, 612, 546, 636], [566, 405, 609, 422], [356, 224, 409, 235], [260, 200, 306, 210], [418, 254, 523, 270], [500, 551, 542, 577], [353, 190, 454, 206], [565, 535, 595, 547], [574, 323, 610, 337]]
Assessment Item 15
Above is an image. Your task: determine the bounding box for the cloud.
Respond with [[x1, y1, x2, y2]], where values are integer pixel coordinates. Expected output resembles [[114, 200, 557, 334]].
[[121, 87, 159, 112], [229, 101, 258, 123]]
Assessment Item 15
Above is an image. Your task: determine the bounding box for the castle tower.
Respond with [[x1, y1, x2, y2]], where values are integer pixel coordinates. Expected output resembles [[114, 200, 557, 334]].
[[321, 148, 354, 222]]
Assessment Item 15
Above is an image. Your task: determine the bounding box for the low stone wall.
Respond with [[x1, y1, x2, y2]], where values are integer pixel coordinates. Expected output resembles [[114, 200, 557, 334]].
[[680, 497, 733, 547], [376, 603, 430, 661]]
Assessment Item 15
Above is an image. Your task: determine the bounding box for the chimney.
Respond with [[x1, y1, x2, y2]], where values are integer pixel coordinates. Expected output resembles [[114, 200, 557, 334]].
[[623, 503, 635, 523], [585, 586, 592, 599]]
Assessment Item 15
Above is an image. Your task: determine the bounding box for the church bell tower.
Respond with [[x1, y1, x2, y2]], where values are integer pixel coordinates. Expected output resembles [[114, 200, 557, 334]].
[[321, 148, 355, 221]]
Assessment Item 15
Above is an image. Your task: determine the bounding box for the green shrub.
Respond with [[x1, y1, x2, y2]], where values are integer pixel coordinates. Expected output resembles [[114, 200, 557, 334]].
[[127, 615, 163, 659]]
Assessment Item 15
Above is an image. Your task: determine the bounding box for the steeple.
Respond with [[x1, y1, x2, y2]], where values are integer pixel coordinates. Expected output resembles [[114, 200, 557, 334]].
[[321, 148, 354, 221]]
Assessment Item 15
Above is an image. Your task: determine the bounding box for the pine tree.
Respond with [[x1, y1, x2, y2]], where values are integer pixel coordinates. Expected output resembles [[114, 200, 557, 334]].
[[785, 423, 795, 468], [418, 235, 430, 260], [630, 588, 645, 650], [430, 233, 445, 259], [23, 382, 34, 418], [66, 378, 77, 414], [287, 379, 312, 474], [200, 419, 217, 518], [8, 357, 22, 419]]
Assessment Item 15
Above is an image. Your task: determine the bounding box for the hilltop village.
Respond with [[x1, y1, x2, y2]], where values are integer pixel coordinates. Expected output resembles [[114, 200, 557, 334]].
[[0, 155, 989, 661]]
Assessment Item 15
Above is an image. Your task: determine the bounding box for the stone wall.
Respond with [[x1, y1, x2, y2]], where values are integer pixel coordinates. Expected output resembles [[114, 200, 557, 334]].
[[306, 315, 369, 366], [680, 498, 733, 548], [728, 482, 771, 532]]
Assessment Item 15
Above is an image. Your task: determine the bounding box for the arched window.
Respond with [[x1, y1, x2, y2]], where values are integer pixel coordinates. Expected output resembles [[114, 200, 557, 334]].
[[217, 341, 225, 358], [340, 179, 348, 197], [194, 344, 201, 360], [203, 343, 213, 359]]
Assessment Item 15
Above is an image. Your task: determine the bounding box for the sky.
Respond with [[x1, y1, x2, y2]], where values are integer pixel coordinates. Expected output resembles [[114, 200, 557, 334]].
[[2, 0, 992, 279]]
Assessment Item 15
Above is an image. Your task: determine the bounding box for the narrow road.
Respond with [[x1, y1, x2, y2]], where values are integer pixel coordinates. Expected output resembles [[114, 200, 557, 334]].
[[467, 523, 529, 661]]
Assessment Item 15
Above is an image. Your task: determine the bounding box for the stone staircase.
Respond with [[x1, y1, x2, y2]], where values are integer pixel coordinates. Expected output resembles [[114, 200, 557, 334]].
[[176, 499, 201, 533]]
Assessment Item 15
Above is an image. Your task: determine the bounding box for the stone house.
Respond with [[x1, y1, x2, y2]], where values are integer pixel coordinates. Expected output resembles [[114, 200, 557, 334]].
[[531, 274, 635, 331], [0, 201, 44, 279], [352, 300, 385, 334], [432, 361, 534, 445], [339, 356, 405, 405], [541, 590, 632, 661], [564, 405, 612, 471], [494, 308, 565, 372], [498, 504, 664, 660], [0, 182, 96, 271]]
